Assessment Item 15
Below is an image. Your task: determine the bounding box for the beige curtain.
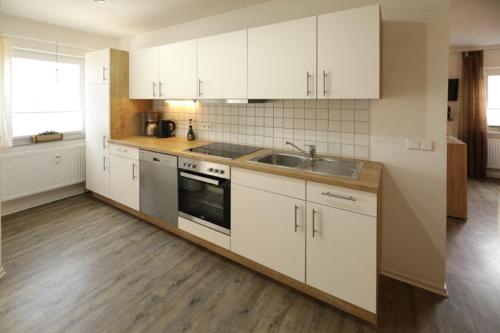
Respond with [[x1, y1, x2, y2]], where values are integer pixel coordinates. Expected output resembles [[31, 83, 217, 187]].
[[459, 50, 487, 178], [0, 36, 13, 148]]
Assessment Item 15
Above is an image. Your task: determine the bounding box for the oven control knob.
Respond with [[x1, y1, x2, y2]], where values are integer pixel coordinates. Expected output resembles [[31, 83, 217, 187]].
[[219, 170, 225, 174], [191, 164, 196, 169], [186, 163, 191, 168], [183, 163, 187, 167], [213, 169, 219, 173], [208, 168, 214, 172]]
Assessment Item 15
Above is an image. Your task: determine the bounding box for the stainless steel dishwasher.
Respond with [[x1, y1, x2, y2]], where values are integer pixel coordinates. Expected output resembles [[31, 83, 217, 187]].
[[139, 150, 178, 226]]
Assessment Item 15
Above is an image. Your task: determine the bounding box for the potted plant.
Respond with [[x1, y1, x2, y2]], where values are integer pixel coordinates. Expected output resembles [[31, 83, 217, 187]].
[[32, 131, 64, 143]]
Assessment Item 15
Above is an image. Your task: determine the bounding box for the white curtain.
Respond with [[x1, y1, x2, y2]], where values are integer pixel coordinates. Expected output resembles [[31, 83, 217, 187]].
[[0, 36, 13, 148]]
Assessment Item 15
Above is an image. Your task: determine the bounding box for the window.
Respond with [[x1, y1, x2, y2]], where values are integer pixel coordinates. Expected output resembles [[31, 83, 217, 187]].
[[11, 52, 83, 138], [486, 69, 500, 127]]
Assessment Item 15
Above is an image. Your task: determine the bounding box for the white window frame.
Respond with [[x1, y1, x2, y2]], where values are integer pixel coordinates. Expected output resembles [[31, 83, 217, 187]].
[[485, 68, 500, 129], [11, 48, 85, 146]]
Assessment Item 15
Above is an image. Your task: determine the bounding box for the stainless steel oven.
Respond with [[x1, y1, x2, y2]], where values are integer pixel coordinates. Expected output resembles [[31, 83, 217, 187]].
[[178, 157, 230, 235]]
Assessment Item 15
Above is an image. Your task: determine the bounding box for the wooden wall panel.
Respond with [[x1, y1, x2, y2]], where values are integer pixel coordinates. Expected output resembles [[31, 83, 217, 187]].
[[110, 49, 152, 139]]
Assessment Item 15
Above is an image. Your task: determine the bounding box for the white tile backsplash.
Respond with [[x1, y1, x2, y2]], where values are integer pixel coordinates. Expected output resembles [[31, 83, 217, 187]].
[[154, 99, 371, 159]]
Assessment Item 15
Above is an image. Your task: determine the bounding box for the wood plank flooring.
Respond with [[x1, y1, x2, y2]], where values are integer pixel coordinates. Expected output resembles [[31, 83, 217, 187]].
[[0, 179, 499, 332]]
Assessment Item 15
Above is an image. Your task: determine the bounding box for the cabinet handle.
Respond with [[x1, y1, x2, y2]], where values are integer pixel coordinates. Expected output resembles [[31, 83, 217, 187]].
[[312, 209, 318, 238], [102, 135, 107, 150], [198, 79, 203, 97], [159, 81, 163, 97], [306, 72, 312, 96], [153, 82, 157, 97], [132, 163, 137, 180], [103, 156, 106, 171], [322, 70, 327, 96], [294, 205, 299, 232], [321, 191, 356, 201], [102, 66, 107, 82]]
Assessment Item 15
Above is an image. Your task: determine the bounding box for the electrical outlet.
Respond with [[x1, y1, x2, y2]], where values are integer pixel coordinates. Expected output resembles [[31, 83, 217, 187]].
[[406, 138, 420, 150], [201, 123, 212, 130], [420, 140, 434, 151]]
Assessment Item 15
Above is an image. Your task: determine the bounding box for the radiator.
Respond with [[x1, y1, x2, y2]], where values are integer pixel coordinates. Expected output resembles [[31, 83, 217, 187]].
[[0, 142, 85, 201], [487, 137, 500, 170]]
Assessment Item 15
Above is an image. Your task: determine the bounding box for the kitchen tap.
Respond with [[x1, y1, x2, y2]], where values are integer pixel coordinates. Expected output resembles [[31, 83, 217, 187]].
[[285, 141, 317, 161]]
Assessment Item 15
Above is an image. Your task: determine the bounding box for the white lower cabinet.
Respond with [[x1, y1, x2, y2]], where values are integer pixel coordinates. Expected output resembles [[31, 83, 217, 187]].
[[306, 202, 377, 312], [231, 183, 306, 282], [230, 167, 378, 314], [109, 145, 140, 210]]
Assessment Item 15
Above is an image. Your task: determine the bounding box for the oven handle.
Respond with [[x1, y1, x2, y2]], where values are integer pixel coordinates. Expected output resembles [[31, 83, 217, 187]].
[[180, 171, 220, 186]]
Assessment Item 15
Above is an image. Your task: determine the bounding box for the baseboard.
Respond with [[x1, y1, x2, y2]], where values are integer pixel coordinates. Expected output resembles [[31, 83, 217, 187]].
[[1, 183, 87, 216], [0, 267, 5, 280], [381, 267, 448, 297], [486, 168, 500, 179]]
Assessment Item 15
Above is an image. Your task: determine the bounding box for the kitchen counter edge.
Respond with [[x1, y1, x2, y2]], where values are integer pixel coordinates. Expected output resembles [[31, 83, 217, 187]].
[[109, 136, 383, 193]]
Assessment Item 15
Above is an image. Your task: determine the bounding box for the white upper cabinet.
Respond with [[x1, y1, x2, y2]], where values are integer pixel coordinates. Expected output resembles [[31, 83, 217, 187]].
[[85, 49, 110, 85], [318, 4, 380, 99], [159, 40, 197, 99], [129, 47, 159, 99], [248, 17, 317, 99], [197, 30, 247, 99]]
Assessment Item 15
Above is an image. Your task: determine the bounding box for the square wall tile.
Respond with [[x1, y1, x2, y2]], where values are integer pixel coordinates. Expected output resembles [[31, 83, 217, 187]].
[[154, 99, 371, 160]]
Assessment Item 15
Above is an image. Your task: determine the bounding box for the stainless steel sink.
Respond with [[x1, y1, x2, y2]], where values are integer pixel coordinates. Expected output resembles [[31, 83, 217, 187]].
[[250, 152, 364, 179], [255, 153, 307, 168]]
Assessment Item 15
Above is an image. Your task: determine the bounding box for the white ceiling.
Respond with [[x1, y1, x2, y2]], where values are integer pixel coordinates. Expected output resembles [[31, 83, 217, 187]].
[[0, 0, 269, 37], [451, 0, 500, 47]]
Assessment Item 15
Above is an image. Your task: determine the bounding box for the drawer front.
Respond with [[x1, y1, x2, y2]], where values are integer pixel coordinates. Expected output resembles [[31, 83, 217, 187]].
[[178, 216, 230, 250], [307, 182, 377, 217], [232, 167, 305, 200], [110, 144, 139, 160]]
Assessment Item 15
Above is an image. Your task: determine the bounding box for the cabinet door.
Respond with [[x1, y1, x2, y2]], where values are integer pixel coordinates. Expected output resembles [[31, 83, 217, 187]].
[[231, 184, 306, 282], [85, 84, 110, 197], [159, 40, 197, 99], [318, 4, 380, 99], [197, 30, 247, 99], [85, 49, 110, 85], [306, 202, 377, 312], [129, 47, 159, 99], [109, 155, 139, 210], [248, 17, 316, 99]]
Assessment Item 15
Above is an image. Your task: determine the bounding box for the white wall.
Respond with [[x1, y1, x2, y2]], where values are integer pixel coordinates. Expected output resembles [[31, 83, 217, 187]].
[[121, 0, 450, 294]]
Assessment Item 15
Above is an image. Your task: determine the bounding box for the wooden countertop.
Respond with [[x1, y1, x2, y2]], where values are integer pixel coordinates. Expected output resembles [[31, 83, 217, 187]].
[[109, 136, 383, 193]]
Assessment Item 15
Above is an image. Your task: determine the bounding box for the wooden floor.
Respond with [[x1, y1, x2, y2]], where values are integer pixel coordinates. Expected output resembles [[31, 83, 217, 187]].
[[0, 179, 499, 333]]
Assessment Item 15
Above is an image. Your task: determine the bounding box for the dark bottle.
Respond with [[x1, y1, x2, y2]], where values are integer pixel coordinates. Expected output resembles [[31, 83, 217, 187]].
[[187, 118, 195, 141]]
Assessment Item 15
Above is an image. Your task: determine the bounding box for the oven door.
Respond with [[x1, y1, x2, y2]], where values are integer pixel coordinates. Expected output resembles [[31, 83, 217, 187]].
[[178, 170, 230, 234]]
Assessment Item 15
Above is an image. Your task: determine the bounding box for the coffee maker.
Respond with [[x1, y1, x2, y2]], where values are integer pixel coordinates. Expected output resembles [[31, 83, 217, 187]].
[[140, 112, 159, 136]]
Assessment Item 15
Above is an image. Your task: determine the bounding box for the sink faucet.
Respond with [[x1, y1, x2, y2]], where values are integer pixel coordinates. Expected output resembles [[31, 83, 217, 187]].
[[285, 141, 317, 161]]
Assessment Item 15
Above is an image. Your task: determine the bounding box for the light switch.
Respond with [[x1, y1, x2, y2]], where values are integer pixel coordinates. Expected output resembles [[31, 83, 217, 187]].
[[420, 140, 434, 151], [406, 138, 420, 150]]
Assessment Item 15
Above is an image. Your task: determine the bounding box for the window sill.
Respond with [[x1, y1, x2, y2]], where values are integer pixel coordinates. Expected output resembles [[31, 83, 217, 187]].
[[13, 131, 85, 146]]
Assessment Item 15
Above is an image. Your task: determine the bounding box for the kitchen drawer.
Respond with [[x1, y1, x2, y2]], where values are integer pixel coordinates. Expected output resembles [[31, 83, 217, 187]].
[[232, 167, 305, 200], [179, 216, 230, 250], [307, 181, 376, 217], [110, 144, 139, 160]]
